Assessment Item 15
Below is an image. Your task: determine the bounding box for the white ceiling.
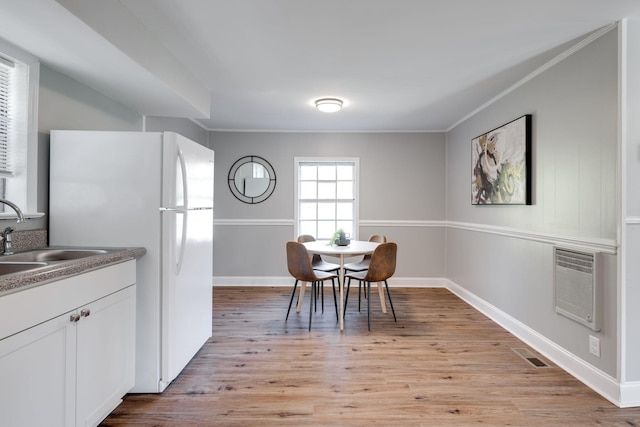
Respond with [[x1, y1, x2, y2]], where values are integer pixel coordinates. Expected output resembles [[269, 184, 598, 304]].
[[2, 0, 640, 132]]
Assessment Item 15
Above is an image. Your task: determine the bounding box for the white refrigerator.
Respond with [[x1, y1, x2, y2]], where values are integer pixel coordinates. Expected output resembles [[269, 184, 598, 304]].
[[49, 130, 214, 393]]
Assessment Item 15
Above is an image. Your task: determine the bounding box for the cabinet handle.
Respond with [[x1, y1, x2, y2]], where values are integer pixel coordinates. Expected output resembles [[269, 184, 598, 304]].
[[70, 313, 81, 323], [80, 309, 91, 318]]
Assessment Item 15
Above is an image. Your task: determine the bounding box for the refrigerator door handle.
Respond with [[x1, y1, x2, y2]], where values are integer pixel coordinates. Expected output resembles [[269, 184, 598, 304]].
[[177, 147, 189, 208], [176, 211, 188, 275]]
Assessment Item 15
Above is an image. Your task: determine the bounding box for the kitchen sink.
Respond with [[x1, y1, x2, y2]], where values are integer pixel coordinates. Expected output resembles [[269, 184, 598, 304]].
[[30, 249, 109, 262], [2, 249, 110, 263], [0, 248, 108, 262], [0, 262, 48, 275]]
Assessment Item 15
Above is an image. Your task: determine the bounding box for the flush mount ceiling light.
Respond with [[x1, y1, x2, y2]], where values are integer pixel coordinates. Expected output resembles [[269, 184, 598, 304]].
[[315, 98, 343, 113]]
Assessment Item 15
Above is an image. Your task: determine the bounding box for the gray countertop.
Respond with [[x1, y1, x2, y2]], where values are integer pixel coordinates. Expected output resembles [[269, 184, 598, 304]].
[[0, 246, 146, 296]]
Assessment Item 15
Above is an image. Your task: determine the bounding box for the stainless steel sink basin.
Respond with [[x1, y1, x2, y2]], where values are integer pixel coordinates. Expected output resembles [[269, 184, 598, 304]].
[[31, 249, 109, 262], [2, 249, 110, 263], [0, 262, 48, 275]]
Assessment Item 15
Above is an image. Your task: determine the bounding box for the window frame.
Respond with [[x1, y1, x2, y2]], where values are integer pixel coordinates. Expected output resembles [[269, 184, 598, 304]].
[[0, 37, 40, 219], [294, 157, 359, 241]]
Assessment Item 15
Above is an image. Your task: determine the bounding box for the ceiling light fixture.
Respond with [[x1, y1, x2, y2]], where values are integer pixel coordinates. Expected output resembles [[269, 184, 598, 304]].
[[315, 98, 343, 113]]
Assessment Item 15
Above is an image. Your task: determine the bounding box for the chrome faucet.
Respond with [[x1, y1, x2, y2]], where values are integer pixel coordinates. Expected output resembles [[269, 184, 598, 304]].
[[2, 227, 15, 255], [0, 199, 26, 255], [0, 199, 25, 223]]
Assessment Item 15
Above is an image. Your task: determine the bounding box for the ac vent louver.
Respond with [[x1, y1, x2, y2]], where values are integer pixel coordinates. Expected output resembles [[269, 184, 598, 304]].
[[554, 247, 601, 331]]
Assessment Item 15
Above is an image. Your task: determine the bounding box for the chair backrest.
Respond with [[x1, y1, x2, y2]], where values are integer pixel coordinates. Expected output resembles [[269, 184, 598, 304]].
[[286, 241, 320, 282], [296, 234, 326, 263], [363, 242, 397, 282], [358, 234, 387, 262], [297, 234, 315, 243]]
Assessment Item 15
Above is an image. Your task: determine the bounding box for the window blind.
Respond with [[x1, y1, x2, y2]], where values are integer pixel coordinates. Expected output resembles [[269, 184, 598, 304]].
[[0, 57, 14, 177]]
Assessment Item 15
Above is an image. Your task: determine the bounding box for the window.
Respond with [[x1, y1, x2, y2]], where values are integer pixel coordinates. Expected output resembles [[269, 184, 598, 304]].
[[295, 158, 359, 241], [0, 38, 40, 218]]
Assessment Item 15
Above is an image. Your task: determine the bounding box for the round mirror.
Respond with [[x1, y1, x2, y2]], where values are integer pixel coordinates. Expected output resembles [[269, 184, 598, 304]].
[[228, 155, 276, 204]]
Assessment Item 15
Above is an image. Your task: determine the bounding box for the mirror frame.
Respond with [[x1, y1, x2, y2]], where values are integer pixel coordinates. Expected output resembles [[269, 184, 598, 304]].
[[227, 155, 277, 204]]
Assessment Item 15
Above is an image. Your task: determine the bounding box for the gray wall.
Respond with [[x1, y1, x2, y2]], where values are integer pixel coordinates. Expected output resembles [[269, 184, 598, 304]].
[[445, 28, 618, 375], [210, 131, 446, 280], [39, 65, 143, 132]]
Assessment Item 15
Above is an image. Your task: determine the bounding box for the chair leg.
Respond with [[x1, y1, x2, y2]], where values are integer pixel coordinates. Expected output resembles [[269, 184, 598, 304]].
[[314, 281, 324, 313], [367, 281, 371, 331], [286, 279, 298, 321], [384, 280, 397, 322], [309, 281, 315, 331], [331, 279, 338, 321], [358, 279, 362, 312]]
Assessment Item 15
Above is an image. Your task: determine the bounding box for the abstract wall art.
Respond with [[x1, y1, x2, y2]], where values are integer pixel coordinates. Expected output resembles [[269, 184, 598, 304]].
[[471, 114, 532, 205]]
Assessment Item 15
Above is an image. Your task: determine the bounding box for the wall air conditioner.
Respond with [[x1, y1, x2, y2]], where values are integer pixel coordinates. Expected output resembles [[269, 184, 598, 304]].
[[554, 247, 601, 332]]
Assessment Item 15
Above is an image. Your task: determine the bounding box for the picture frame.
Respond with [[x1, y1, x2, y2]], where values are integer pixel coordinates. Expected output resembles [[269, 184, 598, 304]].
[[471, 114, 532, 205]]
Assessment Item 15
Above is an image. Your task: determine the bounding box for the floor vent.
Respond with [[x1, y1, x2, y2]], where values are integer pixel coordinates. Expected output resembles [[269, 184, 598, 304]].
[[512, 348, 550, 368]]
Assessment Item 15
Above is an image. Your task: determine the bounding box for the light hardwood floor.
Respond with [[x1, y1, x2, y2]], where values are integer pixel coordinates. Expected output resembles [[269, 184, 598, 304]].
[[101, 287, 640, 426]]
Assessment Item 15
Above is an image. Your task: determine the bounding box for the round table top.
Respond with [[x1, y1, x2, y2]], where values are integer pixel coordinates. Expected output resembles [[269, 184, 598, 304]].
[[303, 240, 379, 256]]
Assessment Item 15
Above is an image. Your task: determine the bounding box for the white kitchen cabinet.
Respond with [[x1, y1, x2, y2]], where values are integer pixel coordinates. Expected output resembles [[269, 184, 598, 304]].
[[0, 307, 76, 427], [76, 284, 136, 427], [0, 260, 137, 427]]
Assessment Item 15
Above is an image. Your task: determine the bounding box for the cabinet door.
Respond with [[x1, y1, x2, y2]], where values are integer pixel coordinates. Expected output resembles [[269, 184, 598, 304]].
[[0, 311, 76, 427], [76, 285, 136, 427]]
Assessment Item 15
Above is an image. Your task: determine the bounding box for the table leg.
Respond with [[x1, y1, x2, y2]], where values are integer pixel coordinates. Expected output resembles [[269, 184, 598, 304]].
[[296, 281, 307, 313], [377, 282, 387, 313], [339, 256, 345, 331]]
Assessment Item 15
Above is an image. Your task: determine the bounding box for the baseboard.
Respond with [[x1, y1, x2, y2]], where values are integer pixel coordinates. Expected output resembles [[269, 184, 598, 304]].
[[212, 276, 447, 288], [620, 382, 640, 408], [385, 277, 447, 288], [213, 276, 292, 286], [445, 279, 623, 407]]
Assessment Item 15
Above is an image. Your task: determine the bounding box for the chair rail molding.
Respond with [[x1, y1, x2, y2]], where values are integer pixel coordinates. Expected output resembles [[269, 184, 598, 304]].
[[359, 220, 447, 227], [446, 221, 617, 255], [213, 219, 446, 227], [625, 216, 640, 225], [212, 218, 617, 254], [214, 219, 294, 226]]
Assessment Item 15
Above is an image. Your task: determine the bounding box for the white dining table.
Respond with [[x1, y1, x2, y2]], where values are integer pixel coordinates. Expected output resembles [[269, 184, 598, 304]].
[[302, 240, 380, 331]]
